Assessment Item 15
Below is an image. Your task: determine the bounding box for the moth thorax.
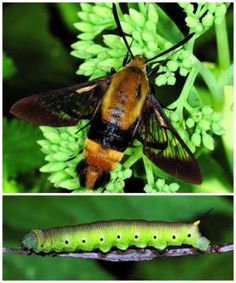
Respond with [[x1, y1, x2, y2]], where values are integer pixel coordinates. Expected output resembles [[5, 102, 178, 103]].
[[128, 56, 146, 72]]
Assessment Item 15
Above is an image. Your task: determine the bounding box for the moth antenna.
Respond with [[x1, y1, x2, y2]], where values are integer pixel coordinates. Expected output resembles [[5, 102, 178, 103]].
[[193, 207, 214, 225], [148, 49, 179, 77], [145, 33, 195, 63], [112, 3, 134, 59], [76, 121, 91, 134]]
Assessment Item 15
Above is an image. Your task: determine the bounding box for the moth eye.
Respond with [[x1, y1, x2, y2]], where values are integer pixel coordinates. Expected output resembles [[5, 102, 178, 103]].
[[172, 235, 176, 240], [116, 234, 121, 239], [65, 240, 69, 245], [153, 235, 157, 240], [100, 237, 104, 242], [82, 239, 86, 243], [134, 235, 139, 239], [187, 234, 191, 238]]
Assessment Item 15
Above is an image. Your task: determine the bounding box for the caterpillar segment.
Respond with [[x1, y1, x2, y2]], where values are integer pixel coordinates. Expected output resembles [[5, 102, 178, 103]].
[[21, 219, 210, 253], [77, 57, 150, 189]]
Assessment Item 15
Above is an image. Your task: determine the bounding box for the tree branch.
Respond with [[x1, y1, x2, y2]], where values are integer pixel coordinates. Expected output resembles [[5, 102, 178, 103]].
[[3, 244, 233, 262]]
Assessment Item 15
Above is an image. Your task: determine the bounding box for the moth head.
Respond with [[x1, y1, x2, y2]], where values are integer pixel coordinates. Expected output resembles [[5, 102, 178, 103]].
[[21, 229, 42, 250], [128, 56, 146, 72]]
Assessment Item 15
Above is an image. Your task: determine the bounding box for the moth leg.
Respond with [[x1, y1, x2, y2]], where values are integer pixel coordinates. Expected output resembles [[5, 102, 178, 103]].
[[139, 248, 146, 254], [149, 84, 174, 111], [110, 67, 116, 75], [76, 98, 103, 134], [122, 50, 132, 66], [155, 247, 166, 254], [131, 114, 144, 140], [76, 121, 91, 134], [122, 39, 134, 66]]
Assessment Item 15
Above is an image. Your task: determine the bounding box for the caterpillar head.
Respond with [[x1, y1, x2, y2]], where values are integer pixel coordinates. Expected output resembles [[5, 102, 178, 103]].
[[183, 220, 210, 251], [21, 229, 43, 251]]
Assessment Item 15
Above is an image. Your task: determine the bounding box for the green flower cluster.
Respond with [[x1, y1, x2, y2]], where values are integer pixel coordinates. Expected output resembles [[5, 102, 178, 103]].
[[167, 105, 225, 153], [72, 3, 194, 84], [186, 106, 225, 151], [179, 3, 228, 33], [144, 179, 180, 193], [105, 165, 132, 193], [38, 121, 87, 191], [155, 50, 197, 86]]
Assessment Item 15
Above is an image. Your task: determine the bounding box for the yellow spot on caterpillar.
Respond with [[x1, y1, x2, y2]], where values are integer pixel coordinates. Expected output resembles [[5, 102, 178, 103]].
[[194, 220, 201, 226], [31, 229, 43, 246], [76, 84, 96, 94]]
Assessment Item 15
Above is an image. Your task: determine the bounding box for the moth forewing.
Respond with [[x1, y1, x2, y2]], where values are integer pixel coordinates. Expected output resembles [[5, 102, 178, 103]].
[[10, 77, 111, 127]]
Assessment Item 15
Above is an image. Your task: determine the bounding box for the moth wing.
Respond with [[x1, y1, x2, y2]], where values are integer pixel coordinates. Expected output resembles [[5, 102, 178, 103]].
[[137, 94, 202, 184], [10, 76, 111, 127]]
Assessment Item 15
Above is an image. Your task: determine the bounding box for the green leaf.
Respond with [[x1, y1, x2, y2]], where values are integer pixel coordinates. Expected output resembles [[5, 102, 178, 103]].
[[3, 118, 44, 178], [56, 3, 80, 33], [155, 5, 183, 42]]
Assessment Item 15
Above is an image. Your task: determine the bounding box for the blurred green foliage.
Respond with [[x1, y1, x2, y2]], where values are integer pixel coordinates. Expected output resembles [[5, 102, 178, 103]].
[[3, 52, 17, 80], [3, 118, 52, 193], [3, 196, 233, 280], [3, 3, 233, 193]]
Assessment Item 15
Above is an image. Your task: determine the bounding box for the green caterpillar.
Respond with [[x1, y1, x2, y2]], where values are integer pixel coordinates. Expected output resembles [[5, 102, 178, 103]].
[[21, 219, 210, 253]]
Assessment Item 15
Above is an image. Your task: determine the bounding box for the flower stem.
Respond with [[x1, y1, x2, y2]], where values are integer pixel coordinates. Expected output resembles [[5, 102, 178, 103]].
[[199, 62, 223, 111], [170, 62, 200, 117], [123, 147, 143, 168], [215, 16, 230, 70], [143, 156, 155, 185]]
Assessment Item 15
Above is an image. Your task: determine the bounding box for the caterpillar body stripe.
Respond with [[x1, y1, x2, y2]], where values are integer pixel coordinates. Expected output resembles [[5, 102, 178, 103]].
[[21, 219, 210, 253]]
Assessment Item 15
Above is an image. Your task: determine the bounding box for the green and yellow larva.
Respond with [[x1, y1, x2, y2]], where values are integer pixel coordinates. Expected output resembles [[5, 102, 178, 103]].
[[21, 219, 210, 253]]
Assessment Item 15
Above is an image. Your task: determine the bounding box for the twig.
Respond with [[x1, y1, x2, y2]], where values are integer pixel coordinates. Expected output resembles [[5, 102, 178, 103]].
[[3, 244, 233, 262]]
